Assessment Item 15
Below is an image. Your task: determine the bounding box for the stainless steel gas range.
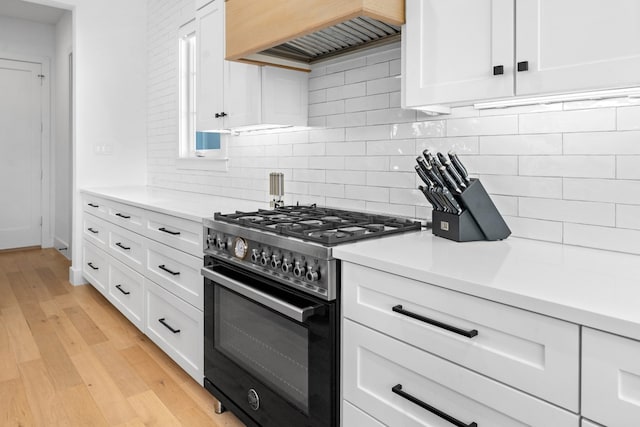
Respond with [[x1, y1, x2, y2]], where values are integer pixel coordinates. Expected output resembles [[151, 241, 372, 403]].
[[201, 205, 421, 427]]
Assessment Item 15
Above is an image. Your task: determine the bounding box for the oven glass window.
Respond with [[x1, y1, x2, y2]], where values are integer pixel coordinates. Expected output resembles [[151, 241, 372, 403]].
[[215, 285, 309, 414]]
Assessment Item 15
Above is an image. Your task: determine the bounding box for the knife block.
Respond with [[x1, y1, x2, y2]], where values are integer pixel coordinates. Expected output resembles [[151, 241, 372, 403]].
[[432, 179, 511, 242]]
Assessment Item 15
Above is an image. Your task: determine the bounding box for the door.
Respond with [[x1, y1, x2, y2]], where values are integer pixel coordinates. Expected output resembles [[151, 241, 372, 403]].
[[0, 59, 42, 250], [402, 0, 514, 107], [516, 0, 640, 95]]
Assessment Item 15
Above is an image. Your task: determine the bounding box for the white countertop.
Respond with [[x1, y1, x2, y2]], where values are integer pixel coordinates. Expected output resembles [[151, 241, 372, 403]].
[[334, 232, 640, 341], [81, 186, 268, 222]]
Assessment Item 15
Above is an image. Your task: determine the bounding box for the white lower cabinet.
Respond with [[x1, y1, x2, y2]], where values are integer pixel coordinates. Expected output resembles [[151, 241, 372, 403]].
[[108, 258, 144, 330], [581, 419, 603, 427], [342, 400, 384, 427], [82, 192, 204, 383], [144, 280, 203, 382], [582, 327, 640, 427], [343, 319, 578, 426]]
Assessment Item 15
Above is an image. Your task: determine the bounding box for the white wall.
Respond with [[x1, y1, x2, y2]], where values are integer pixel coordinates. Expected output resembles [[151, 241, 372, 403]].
[[28, 0, 148, 284], [0, 14, 55, 58], [146, 0, 640, 256], [54, 10, 72, 258]]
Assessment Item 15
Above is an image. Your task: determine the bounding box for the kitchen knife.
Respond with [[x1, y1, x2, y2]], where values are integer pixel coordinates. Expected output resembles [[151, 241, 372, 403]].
[[432, 156, 463, 195], [448, 151, 470, 184], [418, 185, 444, 212], [418, 154, 446, 189], [439, 187, 462, 214], [437, 152, 467, 190]]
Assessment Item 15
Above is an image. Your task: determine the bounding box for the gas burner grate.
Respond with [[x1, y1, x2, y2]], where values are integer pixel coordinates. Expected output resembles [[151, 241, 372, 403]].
[[214, 205, 422, 246]]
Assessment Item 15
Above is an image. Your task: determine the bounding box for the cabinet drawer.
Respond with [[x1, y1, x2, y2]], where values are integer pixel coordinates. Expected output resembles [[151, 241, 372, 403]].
[[106, 200, 144, 234], [82, 241, 108, 296], [145, 239, 203, 310], [108, 258, 144, 331], [581, 419, 602, 427], [144, 210, 202, 257], [145, 280, 203, 382], [343, 262, 579, 411], [343, 320, 578, 427], [83, 195, 109, 220], [83, 214, 109, 250], [582, 327, 640, 427], [343, 401, 384, 427], [108, 226, 145, 274]]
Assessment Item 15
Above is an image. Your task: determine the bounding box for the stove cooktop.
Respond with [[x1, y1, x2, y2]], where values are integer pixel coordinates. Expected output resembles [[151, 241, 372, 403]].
[[213, 205, 422, 246]]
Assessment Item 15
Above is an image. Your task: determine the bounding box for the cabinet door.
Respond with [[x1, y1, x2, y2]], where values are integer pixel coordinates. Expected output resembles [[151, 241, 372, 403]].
[[222, 60, 261, 129], [516, 0, 640, 95], [402, 0, 514, 107], [196, 0, 224, 131], [261, 66, 308, 127]]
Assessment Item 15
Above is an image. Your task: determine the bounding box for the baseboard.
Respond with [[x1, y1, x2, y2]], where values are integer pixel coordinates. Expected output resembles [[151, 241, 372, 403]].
[[69, 265, 87, 286], [54, 237, 71, 260]]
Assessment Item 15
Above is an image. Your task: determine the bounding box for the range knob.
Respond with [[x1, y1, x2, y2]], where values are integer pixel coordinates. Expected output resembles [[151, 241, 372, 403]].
[[217, 237, 227, 250], [293, 261, 304, 278], [306, 266, 320, 282], [250, 249, 260, 263], [260, 251, 270, 266], [281, 258, 293, 273], [270, 254, 282, 269]]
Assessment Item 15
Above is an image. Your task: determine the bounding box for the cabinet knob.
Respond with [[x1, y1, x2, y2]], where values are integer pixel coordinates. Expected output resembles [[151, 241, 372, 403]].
[[214, 112, 228, 118], [517, 61, 529, 72], [493, 65, 504, 76]]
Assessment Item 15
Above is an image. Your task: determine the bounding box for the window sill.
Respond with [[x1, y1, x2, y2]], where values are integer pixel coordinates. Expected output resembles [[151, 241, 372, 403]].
[[176, 157, 229, 172]]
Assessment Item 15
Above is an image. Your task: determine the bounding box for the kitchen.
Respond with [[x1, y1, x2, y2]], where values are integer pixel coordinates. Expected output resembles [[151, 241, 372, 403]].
[[1, 0, 640, 426]]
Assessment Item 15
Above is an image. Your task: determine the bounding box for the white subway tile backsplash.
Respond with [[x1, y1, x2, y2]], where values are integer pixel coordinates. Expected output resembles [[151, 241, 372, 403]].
[[480, 175, 563, 198], [389, 58, 401, 76], [367, 171, 415, 188], [325, 197, 366, 211], [326, 112, 366, 128], [309, 90, 326, 104], [326, 82, 366, 101], [480, 134, 562, 155], [325, 56, 366, 74], [308, 183, 344, 198], [309, 72, 345, 91], [345, 62, 389, 84], [345, 185, 388, 202], [564, 178, 640, 204], [367, 76, 401, 95], [519, 197, 615, 226], [309, 128, 344, 143], [346, 125, 391, 141], [308, 116, 326, 127], [447, 115, 518, 136], [345, 94, 389, 113], [277, 156, 310, 169], [292, 169, 325, 183], [367, 139, 415, 156], [365, 201, 416, 218], [309, 100, 345, 117], [459, 155, 518, 175], [617, 205, 640, 230], [326, 141, 366, 156], [278, 131, 309, 145], [416, 137, 480, 155], [366, 47, 401, 65], [390, 188, 428, 206], [617, 106, 640, 130], [392, 121, 445, 139], [519, 155, 615, 178], [491, 195, 518, 216], [617, 156, 640, 179], [389, 156, 418, 173], [366, 108, 417, 125], [308, 156, 345, 170], [347, 156, 388, 171], [326, 170, 366, 185], [505, 216, 563, 243], [519, 108, 616, 134], [564, 223, 640, 255], [564, 131, 640, 154]]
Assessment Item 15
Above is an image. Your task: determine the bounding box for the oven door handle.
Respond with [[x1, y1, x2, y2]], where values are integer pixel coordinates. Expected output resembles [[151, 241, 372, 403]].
[[202, 267, 320, 323]]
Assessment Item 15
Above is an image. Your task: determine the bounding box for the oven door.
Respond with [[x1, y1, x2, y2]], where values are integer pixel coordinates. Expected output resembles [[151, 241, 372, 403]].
[[202, 260, 337, 427]]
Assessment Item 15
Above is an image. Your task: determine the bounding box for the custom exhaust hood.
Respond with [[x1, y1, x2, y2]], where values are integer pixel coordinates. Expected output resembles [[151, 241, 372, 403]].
[[225, 0, 405, 71]]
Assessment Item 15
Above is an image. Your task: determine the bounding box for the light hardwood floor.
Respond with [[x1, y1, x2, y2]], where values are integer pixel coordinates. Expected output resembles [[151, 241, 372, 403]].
[[0, 248, 244, 427]]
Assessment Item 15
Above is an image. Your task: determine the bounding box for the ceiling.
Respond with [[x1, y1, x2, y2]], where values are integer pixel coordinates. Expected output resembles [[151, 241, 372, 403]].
[[0, 0, 67, 25]]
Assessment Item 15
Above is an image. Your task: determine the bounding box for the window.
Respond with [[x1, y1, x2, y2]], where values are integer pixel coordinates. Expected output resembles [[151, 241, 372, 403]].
[[178, 22, 227, 168]]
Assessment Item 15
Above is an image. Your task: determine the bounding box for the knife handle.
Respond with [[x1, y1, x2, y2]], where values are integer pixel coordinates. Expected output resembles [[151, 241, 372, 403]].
[[419, 185, 442, 211], [449, 151, 470, 183], [438, 152, 467, 190], [432, 156, 462, 195], [414, 165, 433, 187], [440, 188, 462, 215], [416, 157, 441, 188]]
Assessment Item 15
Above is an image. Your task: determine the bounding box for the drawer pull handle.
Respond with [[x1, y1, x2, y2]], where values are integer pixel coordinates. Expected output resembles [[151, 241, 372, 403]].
[[159, 227, 181, 236], [87, 227, 99, 234], [392, 384, 477, 427], [115, 284, 131, 295], [115, 213, 131, 219], [88, 203, 99, 208], [158, 318, 180, 334], [158, 264, 180, 276], [392, 305, 478, 338], [115, 242, 131, 251], [87, 262, 99, 271]]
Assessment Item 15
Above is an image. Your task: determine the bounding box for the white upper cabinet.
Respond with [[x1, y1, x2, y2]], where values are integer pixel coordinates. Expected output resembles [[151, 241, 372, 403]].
[[196, 0, 308, 132], [402, 0, 514, 108], [516, 0, 640, 96], [403, 0, 640, 109]]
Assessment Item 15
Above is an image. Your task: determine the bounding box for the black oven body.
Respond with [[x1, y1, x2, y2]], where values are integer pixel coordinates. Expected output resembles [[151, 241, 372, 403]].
[[203, 257, 338, 427]]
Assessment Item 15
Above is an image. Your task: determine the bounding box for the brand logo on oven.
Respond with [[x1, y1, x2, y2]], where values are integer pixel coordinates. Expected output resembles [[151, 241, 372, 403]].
[[247, 388, 260, 411]]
